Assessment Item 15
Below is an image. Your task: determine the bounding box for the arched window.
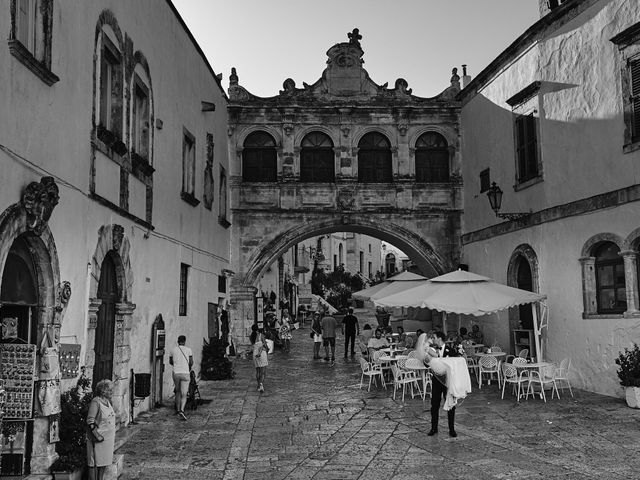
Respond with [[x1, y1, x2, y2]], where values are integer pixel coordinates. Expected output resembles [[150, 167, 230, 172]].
[[386, 253, 396, 276], [300, 132, 334, 182], [358, 132, 392, 183], [242, 131, 277, 182], [415, 132, 449, 182], [594, 242, 626, 314]]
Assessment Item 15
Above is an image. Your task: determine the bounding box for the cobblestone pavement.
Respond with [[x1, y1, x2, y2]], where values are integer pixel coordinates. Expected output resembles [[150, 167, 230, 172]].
[[117, 327, 640, 480]]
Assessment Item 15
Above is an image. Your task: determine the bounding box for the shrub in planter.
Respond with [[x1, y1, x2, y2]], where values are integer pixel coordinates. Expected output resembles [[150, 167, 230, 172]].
[[51, 374, 93, 476], [615, 343, 640, 408]]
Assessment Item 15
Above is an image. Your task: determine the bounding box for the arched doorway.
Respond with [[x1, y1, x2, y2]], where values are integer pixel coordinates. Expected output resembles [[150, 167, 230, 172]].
[[93, 252, 118, 387], [0, 235, 39, 476], [516, 256, 534, 329], [385, 253, 396, 276]]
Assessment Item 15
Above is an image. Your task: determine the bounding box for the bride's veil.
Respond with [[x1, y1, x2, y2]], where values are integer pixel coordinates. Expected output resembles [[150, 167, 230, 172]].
[[414, 333, 430, 362]]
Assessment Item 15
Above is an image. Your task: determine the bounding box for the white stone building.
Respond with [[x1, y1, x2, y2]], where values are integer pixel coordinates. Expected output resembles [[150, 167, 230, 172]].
[[459, 0, 640, 396], [0, 0, 229, 474]]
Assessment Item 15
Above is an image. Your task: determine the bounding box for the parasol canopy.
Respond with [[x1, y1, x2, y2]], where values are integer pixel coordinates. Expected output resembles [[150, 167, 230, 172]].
[[374, 269, 548, 361], [352, 271, 428, 301], [374, 269, 546, 315]]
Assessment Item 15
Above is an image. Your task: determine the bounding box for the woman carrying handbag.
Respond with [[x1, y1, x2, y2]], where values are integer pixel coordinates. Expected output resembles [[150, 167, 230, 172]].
[[86, 379, 116, 480]]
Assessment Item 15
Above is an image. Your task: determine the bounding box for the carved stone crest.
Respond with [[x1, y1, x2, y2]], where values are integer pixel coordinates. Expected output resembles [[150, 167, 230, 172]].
[[112, 224, 124, 251], [337, 189, 356, 210], [21, 176, 59, 235]]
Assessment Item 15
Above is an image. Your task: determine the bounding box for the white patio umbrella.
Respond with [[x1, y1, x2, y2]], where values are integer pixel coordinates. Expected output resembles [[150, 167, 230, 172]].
[[352, 271, 429, 302], [373, 270, 548, 361]]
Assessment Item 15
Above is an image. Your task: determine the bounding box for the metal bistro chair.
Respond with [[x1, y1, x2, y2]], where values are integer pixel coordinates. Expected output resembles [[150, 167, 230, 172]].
[[553, 358, 574, 398], [358, 357, 385, 391], [390, 364, 420, 402], [501, 363, 528, 401], [372, 350, 392, 381], [478, 355, 501, 388], [463, 346, 480, 385], [525, 364, 560, 402]]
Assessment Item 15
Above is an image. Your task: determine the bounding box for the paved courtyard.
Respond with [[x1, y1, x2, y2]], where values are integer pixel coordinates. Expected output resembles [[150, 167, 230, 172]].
[[117, 327, 640, 480]]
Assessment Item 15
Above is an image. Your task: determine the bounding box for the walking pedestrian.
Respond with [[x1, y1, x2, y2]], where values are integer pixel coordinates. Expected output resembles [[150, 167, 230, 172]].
[[277, 310, 292, 353], [250, 324, 268, 392], [341, 308, 359, 358], [321, 310, 337, 365], [86, 379, 116, 480], [169, 335, 193, 420], [310, 312, 323, 359]]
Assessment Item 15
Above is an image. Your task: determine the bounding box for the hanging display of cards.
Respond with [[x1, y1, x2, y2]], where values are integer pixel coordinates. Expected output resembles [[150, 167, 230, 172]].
[[0, 344, 37, 419]]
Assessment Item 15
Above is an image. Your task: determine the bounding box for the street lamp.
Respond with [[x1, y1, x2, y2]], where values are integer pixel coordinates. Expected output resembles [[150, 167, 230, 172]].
[[486, 182, 532, 222]]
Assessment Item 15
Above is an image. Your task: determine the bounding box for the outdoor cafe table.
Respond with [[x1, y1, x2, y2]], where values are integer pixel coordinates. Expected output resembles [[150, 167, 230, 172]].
[[379, 354, 408, 363], [513, 361, 553, 399], [473, 351, 506, 359]]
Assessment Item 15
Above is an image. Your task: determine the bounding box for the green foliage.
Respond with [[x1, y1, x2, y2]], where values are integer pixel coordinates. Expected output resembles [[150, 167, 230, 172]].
[[314, 266, 366, 311], [51, 374, 93, 472], [615, 343, 640, 387]]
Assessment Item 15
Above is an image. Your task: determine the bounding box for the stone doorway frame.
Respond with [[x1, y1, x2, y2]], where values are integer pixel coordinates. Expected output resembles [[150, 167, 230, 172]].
[[507, 244, 540, 352], [0, 200, 60, 474], [85, 224, 135, 425]]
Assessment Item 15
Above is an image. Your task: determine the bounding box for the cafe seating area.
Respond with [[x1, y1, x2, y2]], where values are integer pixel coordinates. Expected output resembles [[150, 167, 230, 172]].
[[355, 332, 574, 406]]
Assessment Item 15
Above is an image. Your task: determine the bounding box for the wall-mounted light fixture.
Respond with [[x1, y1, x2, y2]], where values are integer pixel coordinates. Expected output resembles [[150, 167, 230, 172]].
[[486, 182, 531, 222]]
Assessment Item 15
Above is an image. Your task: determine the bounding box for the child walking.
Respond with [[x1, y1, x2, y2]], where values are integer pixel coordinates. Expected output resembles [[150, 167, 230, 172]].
[[250, 324, 268, 393]]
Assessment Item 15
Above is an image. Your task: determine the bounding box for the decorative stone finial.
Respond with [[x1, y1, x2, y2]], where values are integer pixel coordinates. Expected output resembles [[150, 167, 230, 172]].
[[229, 67, 238, 86], [347, 28, 362, 47], [450, 67, 460, 88]]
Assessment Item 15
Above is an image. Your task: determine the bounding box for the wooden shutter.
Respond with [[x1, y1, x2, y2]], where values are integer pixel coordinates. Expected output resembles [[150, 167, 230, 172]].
[[631, 59, 640, 142]]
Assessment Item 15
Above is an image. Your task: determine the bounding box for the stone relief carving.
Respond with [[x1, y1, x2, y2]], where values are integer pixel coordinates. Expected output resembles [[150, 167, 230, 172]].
[[337, 189, 356, 210], [21, 176, 59, 235], [395, 78, 412, 95], [283, 124, 294, 136], [347, 28, 362, 48], [398, 123, 408, 136], [112, 224, 124, 251], [340, 125, 351, 137], [203, 133, 214, 210]]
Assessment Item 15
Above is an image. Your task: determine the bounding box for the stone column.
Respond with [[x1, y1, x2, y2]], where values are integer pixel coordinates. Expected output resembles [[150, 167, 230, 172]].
[[229, 284, 258, 352], [579, 257, 597, 316], [620, 250, 640, 316], [85, 298, 102, 379], [113, 302, 135, 426]]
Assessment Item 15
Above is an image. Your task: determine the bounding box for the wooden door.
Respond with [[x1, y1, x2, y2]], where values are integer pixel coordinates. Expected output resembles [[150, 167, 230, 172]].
[[93, 254, 118, 387], [208, 302, 218, 339], [517, 257, 533, 330]]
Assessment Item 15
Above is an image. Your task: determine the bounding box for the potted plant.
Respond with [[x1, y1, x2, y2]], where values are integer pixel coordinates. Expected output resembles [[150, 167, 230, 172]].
[[50, 374, 93, 479], [615, 343, 640, 408]]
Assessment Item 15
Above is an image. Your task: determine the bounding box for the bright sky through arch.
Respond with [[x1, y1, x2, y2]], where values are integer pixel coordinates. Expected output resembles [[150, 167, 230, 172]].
[[172, 0, 540, 98]]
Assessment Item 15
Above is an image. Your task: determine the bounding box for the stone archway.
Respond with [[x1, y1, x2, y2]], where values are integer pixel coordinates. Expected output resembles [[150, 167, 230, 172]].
[[86, 224, 135, 425], [230, 214, 454, 348], [0, 178, 63, 475]]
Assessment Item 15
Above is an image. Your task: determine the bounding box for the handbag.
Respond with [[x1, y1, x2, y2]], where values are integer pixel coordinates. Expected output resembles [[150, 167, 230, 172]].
[[39, 327, 60, 380], [37, 379, 61, 416], [309, 331, 314, 339]]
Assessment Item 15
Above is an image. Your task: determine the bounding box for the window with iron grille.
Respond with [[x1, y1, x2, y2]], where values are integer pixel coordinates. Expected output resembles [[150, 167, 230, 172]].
[[358, 132, 392, 183], [359, 251, 364, 273], [514, 113, 539, 184], [415, 132, 449, 183], [300, 132, 334, 182], [594, 242, 626, 314], [218, 275, 226, 294], [479, 168, 490, 193], [242, 131, 277, 182], [179, 263, 189, 316]]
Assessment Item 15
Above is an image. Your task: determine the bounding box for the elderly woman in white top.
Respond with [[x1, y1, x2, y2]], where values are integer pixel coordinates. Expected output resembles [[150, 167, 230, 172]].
[[86, 379, 116, 480]]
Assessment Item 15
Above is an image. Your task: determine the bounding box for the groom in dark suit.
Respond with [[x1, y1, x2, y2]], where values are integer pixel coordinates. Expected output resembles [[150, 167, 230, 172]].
[[427, 331, 460, 437]]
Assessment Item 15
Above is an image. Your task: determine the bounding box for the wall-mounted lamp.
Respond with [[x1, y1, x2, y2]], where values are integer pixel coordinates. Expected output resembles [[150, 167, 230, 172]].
[[486, 182, 531, 222]]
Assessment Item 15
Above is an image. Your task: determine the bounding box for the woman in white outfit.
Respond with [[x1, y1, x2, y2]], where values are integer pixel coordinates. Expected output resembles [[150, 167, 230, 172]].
[[86, 379, 116, 480]]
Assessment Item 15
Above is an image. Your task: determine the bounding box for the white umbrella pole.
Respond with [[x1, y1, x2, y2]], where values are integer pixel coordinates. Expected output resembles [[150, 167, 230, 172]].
[[442, 312, 447, 334], [531, 302, 542, 362]]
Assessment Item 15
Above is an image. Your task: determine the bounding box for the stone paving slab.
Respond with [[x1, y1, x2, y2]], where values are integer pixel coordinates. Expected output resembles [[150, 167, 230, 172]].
[[118, 327, 640, 480]]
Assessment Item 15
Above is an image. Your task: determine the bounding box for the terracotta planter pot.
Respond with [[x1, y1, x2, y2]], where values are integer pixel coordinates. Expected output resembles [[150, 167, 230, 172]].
[[625, 386, 640, 408]]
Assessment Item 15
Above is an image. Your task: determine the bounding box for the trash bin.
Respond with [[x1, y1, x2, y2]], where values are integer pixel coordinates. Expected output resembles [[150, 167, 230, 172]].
[[134, 373, 151, 398]]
